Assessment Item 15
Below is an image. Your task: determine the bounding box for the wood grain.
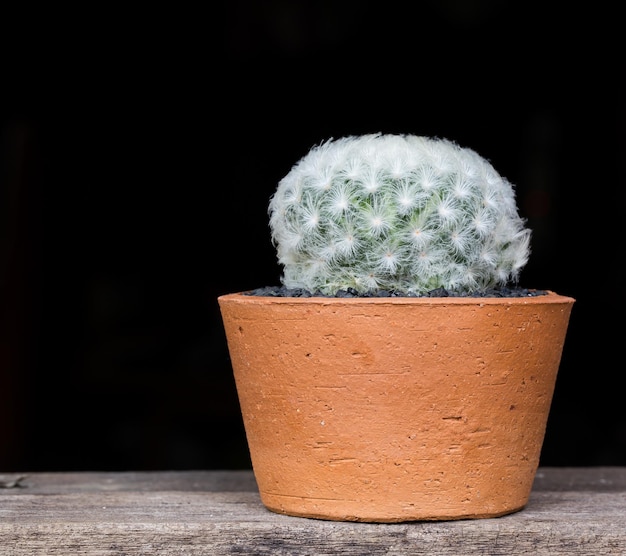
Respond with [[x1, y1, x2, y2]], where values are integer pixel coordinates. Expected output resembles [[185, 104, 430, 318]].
[[1, 468, 625, 555]]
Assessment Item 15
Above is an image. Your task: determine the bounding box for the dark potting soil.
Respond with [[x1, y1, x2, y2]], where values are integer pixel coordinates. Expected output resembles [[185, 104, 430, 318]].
[[245, 286, 548, 298]]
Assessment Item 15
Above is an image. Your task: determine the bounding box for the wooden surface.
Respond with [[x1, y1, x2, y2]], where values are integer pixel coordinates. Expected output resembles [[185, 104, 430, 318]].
[[1, 467, 625, 555]]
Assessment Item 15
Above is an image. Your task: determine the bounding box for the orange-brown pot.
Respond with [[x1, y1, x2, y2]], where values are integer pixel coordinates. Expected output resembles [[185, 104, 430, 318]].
[[218, 291, 575, 522]]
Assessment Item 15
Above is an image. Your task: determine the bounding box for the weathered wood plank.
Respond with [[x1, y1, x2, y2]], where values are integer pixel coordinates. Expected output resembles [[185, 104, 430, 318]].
[[0, 468, 624, 555]]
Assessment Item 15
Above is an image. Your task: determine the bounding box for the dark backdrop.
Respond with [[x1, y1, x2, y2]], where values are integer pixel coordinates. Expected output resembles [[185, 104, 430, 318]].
[[1, 2, 624, 471]]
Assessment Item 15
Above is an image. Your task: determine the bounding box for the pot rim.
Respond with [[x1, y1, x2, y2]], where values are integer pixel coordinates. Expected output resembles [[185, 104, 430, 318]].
[[218, 290, 575, 306]]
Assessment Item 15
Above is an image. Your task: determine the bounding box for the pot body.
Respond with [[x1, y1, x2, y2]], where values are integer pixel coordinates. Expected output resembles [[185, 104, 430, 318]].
[[218, 291, 574, 522]]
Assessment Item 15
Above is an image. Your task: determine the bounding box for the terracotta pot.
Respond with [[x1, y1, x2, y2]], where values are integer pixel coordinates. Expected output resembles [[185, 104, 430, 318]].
[[218, 291, 575, 522]]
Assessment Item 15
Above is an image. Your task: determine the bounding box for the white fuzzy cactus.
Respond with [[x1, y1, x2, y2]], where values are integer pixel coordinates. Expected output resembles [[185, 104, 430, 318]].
[[268, 133, 531, 295]]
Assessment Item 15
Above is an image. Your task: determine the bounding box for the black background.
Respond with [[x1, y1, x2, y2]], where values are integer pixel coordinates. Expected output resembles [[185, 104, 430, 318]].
[[1, 2, 624, 471]]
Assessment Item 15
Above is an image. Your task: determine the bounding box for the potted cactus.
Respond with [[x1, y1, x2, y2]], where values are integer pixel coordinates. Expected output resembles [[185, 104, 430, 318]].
[[218, 133, 575, 522]]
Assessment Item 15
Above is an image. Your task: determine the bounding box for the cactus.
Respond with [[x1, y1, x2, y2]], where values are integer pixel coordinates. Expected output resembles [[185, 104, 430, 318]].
[[268, 133, 531, 296]]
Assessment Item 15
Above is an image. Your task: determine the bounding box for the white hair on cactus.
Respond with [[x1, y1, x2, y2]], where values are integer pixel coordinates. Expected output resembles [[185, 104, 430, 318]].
[[268, 133, 531, 295]]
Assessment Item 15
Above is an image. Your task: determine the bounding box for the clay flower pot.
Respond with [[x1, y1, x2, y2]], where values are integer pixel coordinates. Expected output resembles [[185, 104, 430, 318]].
[[218, 291, 574, 522]]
